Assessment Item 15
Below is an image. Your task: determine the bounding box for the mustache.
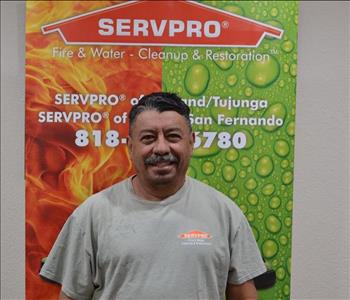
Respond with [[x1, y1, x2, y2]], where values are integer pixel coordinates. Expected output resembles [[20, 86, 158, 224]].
[[144, 154, 178, 166]]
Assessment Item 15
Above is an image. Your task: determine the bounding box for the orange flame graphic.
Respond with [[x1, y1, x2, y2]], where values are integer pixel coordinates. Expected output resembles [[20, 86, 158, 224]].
[[25, 1, 162, 299]]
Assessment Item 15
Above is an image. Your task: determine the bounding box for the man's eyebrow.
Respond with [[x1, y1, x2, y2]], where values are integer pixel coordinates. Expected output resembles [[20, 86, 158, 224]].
[[139, 129, 156, 136], [139, 127, 183, 134], [165, 127, 183, 132]]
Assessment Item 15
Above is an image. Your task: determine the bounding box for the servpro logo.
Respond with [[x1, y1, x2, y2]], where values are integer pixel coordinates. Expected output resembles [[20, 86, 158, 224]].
[[98, 19, 221, 38], [178, 230, 212, 240], [41, 1, 283, 47]]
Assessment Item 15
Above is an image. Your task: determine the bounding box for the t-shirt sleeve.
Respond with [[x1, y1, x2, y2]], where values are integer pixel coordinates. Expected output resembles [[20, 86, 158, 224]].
[[227, 214, 267, 285], [39, 213, 95, 299]]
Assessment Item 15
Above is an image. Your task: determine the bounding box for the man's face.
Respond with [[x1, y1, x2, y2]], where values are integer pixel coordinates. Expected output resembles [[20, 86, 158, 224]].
[[128, 110, 194, 187]]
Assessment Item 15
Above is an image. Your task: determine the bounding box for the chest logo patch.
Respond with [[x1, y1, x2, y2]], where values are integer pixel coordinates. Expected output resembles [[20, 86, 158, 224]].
[[178, 230, 212, 246]]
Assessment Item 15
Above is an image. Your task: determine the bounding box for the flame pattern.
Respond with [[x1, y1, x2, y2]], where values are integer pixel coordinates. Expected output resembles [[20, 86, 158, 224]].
[[25, 1, 162, 299]]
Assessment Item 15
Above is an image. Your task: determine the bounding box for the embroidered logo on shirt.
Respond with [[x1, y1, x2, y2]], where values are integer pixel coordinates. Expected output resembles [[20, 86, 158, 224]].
[[178, 230, 212, 246]]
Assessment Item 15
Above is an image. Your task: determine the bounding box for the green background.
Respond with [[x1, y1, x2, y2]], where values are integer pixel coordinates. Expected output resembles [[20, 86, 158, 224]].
[[163, 1, 299, 299]]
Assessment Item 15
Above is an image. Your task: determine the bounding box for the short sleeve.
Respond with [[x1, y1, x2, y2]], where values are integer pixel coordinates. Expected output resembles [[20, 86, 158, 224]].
[[227, 215, 266, 284], [40, 213, 95, 299]]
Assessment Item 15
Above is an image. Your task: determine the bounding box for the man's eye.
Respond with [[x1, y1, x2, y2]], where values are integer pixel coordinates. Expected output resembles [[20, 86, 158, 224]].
[[141, 136, 155, 143], [167, 134, 181, 141]]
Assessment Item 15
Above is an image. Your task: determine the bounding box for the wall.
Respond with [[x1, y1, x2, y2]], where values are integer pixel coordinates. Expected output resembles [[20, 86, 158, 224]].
[[291, 1, 349, 299], [1, 1, 349, 299]]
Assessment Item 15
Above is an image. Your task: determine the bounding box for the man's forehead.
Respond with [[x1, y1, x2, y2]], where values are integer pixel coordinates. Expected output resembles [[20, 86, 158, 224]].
[[133, 110, 187, 126]]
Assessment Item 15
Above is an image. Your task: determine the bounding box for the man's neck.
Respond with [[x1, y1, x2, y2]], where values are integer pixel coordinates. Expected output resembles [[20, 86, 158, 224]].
[[131, 176, 185, 201]]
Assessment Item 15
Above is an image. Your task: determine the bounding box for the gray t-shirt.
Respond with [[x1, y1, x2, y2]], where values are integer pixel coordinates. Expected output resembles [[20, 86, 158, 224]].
[[40, 176, 266, 300]]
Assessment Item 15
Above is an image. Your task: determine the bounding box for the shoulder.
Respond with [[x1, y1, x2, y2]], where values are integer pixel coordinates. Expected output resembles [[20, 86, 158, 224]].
[[187, 176, 244, 221], [70, 178, 129, 223]]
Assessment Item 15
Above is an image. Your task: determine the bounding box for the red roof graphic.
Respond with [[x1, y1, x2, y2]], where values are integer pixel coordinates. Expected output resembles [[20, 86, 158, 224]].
[[41, 0, 283, 47]]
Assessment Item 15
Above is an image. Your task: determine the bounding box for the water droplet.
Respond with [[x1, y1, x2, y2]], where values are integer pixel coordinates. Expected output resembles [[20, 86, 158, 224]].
[[225, 149, 239, 161], [287, 121, 295, 136], [282, 171, 293, 185], [262, 103, 287, 132], [222, 165, 236, 182], [262, 239, 278, 258], [270, 7, 279, 17], [274, 139, 290, 157], [262, 183, 275, 196], [265, 215, 282, 233], [246, 55, 280, 87], [248, 193, 259, 205], [269, 196, 281, 209], [239, 170, 247, 178], [240, 204, 248, 214], [247, 212, 255, 222], [286, 200, 293, 211], [184, 64, 210, 95], [256, 155, 274, 177], [283, 284, 290, 296], [229, 187, 239, 199], [245, 178, 258, 190], [201, 161, 215, 175], [278, 80, 285, 88], [284, 217, 292, 227], [201, 178, 210, 185], [281, 159, 289, 168], [276, 267, 286, 280], [290, 63, 297, 77], [244, 87, 253, 96], [281, 40, 294, 53], [272, 259, 279, 268], [226, 74, 238, 86], [279, 234, 288, 245], [240, 156, 251, 167], [213, 51, 233, 70]]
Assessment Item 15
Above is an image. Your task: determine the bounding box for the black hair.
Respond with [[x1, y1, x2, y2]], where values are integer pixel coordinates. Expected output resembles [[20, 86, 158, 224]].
[[128, 92, 192, 135]]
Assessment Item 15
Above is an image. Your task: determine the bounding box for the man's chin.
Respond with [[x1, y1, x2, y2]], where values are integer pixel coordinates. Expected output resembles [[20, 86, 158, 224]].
[[147, 163, 176, 175], [150, 177, 174, 186], [147, 170, 177, 185]]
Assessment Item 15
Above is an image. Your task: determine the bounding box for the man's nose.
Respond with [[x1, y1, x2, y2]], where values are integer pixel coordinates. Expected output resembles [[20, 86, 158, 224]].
[[153, 136, 170, 155]]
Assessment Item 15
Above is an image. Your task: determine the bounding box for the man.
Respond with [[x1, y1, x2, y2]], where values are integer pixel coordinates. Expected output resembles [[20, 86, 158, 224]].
[[40, 92, 266, 300]]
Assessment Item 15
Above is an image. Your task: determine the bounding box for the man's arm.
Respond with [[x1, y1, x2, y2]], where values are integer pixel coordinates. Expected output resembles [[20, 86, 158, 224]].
[[59, 290, 74, 300], [226, 280, 258, 300]]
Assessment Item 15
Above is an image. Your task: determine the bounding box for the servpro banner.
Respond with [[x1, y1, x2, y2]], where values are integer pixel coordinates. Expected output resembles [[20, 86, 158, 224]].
[[25, 1, 299, 299]]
